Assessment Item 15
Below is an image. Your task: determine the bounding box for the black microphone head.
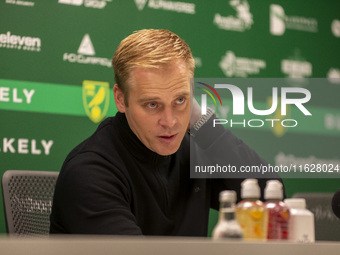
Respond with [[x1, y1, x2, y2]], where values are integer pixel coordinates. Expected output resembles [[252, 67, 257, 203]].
[[332, 189, 340, 219]]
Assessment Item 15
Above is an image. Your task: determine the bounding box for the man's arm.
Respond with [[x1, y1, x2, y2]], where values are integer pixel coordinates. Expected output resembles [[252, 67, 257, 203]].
[[50, 152, 142, 235]]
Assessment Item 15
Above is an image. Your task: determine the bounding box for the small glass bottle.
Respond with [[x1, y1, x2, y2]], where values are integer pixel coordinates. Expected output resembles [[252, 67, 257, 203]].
[[236, 179, 268, 240], [212, 190, 243, 239], [265, 180, 289, 240]]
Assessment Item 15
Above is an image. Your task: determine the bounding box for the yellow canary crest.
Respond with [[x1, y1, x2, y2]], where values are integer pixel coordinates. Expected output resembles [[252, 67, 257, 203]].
[[82, 80, 110, 123]]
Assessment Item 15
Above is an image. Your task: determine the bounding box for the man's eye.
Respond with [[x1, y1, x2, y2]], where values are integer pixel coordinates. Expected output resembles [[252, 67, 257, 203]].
[[147, 102, 157, 109], [177, 98, 185, 104]]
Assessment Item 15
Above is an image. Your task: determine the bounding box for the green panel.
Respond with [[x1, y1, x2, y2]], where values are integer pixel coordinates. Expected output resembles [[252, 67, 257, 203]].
[[0, 79, 117, 118]]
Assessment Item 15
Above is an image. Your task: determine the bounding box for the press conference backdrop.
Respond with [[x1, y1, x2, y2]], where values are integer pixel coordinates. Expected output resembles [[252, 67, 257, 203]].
[[0, 0, 340, 235]]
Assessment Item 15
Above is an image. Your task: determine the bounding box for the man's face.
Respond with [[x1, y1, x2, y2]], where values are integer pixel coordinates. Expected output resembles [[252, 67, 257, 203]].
[[116, 61, 191, 156]]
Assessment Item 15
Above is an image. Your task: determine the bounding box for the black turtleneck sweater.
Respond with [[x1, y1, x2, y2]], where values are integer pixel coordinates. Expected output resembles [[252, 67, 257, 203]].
[[50, 112, 281, 236]]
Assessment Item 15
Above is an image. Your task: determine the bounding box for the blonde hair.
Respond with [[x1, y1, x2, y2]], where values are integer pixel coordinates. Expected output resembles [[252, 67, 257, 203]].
[[112, 29, 195, 103]]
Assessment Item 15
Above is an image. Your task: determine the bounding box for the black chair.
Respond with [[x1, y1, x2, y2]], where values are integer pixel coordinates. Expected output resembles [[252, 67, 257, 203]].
[[1, 170, 59, 237], [293, 192, 340, 241]]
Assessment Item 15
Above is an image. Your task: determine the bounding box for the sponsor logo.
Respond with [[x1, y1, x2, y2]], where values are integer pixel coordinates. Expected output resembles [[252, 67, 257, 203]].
[[58, 0, 112, 9], [214, 0, 253, 32], [331, 19, 340, 38], [327, 68, 340, 84], [219, 51, 266, 77], [325, 113, 340, 131], [281, 50, 312, 78], [0, 137, 53, 155], [0, 87, 35, 104], [134, 0, 195, 14], [5, 0, 34, 7], [59, 0, 83, 5], [270, 4, 318, 36], [135, 0, 147, 10], [78, 34, 95, 55], [0, 31, 41, 52], [82, 80, 110, 123], [194, 57, 202, 68], [63, 34, 111, 68]]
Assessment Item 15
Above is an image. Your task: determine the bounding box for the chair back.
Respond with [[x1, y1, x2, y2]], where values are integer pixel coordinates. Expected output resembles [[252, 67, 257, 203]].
[[2, 170, 59, 237]]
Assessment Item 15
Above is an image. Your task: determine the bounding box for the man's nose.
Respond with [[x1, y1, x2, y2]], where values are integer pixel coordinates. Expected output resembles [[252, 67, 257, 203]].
[[159, 107, 177, 128]]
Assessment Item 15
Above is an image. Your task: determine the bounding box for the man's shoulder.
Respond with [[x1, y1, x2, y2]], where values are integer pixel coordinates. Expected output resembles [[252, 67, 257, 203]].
[[61, 116, 121, 170]]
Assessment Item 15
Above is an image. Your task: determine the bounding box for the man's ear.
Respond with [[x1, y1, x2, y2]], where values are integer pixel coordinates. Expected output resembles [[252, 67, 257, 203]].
[[113, 84, 126, 113]]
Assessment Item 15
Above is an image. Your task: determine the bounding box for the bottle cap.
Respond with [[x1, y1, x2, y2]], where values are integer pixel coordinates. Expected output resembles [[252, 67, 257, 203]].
[[241, 179, 260, 199], [219, 190, 236, 202], [264, 180, 283, 200], [284, 198, 306, 209]]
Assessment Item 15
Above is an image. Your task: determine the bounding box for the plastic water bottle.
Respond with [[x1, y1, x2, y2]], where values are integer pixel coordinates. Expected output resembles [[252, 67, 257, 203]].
[[236, 179, 268, 240], [212, 190, 243, 239], [265, 180, 289, 240], [284, 198, 315, 243]]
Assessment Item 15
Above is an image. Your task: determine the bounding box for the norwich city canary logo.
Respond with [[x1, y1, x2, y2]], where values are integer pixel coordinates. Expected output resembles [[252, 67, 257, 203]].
[[82, 80, 110, 123]]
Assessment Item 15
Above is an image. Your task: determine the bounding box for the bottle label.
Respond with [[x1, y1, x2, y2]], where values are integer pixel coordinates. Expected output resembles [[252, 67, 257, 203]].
[[236, 207, 268, 240]]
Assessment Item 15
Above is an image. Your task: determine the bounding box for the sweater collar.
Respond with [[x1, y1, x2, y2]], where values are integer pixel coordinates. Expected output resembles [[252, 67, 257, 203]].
[[113, 112, 171, 166]]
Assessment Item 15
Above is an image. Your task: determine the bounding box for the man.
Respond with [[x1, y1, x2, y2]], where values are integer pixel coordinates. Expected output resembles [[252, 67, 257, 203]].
[[50, 29, 282, 235]]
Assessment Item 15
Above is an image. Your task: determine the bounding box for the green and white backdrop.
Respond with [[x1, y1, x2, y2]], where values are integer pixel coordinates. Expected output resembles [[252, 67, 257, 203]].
[[0, 0, 340, 235]]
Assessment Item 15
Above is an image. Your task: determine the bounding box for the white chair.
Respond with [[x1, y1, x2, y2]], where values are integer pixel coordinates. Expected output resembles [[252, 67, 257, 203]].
[[2, 170, 59, 237]]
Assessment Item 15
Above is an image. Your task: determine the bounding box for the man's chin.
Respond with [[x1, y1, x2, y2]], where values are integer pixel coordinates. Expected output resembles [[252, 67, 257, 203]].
[[154, 144, 181, 156]]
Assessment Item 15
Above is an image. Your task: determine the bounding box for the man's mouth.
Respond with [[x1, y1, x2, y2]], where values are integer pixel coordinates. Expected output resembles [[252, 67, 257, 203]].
[[158, 134, 177, 143]]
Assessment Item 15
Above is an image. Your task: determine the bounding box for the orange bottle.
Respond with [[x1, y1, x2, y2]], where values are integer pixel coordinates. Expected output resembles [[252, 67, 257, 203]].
[[236, 179, 268, 240]]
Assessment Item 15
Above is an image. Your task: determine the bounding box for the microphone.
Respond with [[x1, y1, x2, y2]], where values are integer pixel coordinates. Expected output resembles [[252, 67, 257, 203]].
[[332, 189, 340, 219]]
